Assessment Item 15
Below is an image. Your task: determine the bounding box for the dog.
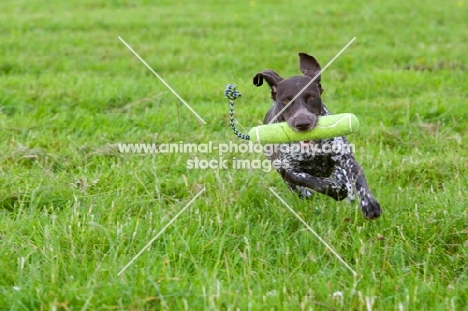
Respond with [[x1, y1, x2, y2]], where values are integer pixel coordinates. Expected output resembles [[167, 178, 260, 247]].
[[253, 53, 382, 219]]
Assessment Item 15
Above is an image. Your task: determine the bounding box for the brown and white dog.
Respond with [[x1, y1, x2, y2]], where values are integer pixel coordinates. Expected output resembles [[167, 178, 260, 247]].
[[253, 53, 382, 219]]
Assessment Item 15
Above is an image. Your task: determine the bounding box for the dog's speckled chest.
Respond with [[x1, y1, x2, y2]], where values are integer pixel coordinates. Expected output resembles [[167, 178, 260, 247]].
[[269, 137, 351, 176]]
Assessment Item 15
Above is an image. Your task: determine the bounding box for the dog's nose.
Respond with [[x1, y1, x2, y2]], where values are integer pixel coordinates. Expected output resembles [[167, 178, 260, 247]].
[[293, 119, 311, 131]]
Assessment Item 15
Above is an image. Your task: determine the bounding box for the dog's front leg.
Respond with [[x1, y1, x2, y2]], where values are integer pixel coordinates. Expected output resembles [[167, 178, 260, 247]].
[[279, 168, 350, 201], [335, 155, 382, 219]]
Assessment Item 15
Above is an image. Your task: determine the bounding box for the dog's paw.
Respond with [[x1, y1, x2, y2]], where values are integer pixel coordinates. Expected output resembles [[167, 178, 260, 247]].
[[360, 194, 382, 219], [346, 195, 356, 204], [297, 186, 315, 199]]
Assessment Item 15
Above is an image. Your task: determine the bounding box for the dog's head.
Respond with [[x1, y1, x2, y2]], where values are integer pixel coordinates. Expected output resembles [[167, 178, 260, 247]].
[[253, 53, 324, 132]]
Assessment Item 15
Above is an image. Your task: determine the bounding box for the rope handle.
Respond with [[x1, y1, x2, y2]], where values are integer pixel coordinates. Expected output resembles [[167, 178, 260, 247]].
[[224, 84, 250, 141]]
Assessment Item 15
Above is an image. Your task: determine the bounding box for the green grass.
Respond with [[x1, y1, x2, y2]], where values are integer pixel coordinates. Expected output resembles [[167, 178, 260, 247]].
[[1, 0, 467, 309]]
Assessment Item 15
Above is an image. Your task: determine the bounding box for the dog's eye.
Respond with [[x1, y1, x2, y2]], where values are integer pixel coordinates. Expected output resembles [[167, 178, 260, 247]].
[[307, 95, 316, 101], [282, 98, 290, 105]]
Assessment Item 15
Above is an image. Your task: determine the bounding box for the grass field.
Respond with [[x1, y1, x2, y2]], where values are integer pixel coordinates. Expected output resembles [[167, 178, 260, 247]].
[[1, 0, 467, 310]]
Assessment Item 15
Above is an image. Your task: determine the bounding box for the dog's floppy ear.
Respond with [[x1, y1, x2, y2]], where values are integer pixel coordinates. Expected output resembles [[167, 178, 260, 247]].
[[299, 53, 323, 94], [253, 70, 284, 100]]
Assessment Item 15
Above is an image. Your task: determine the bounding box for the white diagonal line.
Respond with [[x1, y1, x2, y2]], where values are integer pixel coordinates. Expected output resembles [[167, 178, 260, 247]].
[[118, 36, 207, 124], [269, 188, 358, 276], [268, 37, 356, 124], [117, 187, 206, 276]]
